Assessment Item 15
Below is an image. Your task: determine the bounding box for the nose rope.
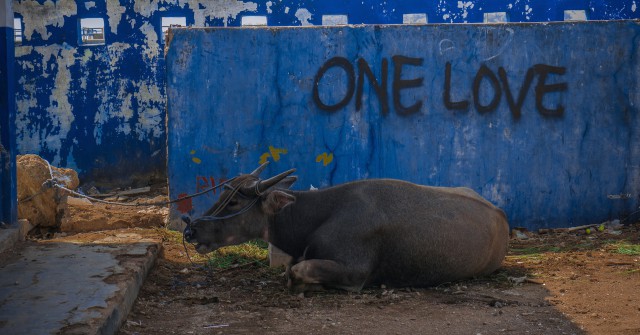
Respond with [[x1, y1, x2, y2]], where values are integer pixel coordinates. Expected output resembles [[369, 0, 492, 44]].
[[206, 178, 261, 219], [200, 198, 259, 220], [182, 178, 259, 264]]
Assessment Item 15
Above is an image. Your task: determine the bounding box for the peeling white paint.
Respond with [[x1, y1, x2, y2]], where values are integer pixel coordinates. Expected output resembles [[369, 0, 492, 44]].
[[84, 1, 96, 10], [133, 0, 158, 18], [266, 1, 273, 14], [94, 79, 164, 144], [13, 0, 77, 40], [16, 59, 35, 72], [79, 49, 93, 90], [15, 80, 39, 155], [563, 9, 586, 21], [65, 145, 80, 172], [16, 43, 78, 165], [115, 85, 133, 136], [186, 0, 258, 27], [107, 42, 132, 69], [46, 45, 76, 166], [94, 79, 133, 145], [139, 22, 160, 61], [81, 48, 93, 64], [107, 0, 126, 34], [295, 8, 313, 26], [134, 82, 164, 140], [403, 13, 428, 24], [457, 1, 474, 20], [14, 45, 33, 58], [633, 1, 637, 12], [525, 4, 533, 20], [137, 0, 258, 26]]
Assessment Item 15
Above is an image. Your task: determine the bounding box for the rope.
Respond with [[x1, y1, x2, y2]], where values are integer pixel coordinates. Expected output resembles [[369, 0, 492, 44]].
[[18, 158, 236, 207], [54, 182, 233, 207], [182, 178, 261, 263]]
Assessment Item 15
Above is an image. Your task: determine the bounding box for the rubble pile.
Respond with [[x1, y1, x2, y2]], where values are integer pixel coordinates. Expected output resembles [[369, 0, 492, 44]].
[[17, 154, 79, 228], [17, 154, 167, 234]]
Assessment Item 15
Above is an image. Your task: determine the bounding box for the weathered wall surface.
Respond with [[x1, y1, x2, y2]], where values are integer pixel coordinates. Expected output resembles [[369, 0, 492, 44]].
[[166, 21, 640, 230], [13, 0, 640, 189], [13, 0, 171, 188]]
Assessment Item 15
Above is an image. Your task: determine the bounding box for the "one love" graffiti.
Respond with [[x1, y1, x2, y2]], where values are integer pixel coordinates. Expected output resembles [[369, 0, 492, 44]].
[[313, 56, 568, 118]]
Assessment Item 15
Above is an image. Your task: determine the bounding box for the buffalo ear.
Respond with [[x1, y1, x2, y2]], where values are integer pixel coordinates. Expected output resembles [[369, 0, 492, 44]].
[[262, 190, 296, 215], [274, 176, 297, 190]]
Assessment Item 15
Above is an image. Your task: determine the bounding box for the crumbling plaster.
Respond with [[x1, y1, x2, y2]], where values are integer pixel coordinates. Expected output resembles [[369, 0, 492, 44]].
[[12, 0, 639, 188]]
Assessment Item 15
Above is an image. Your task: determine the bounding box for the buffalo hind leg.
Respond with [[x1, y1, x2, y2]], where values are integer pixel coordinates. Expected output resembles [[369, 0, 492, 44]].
[[288, 259, 369, 292]]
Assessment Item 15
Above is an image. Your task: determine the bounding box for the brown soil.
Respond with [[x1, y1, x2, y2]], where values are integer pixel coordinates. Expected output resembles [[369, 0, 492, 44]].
[[28, 159, 637, 333], [115, 223, 640, 335], [44, 183, 640, 334]]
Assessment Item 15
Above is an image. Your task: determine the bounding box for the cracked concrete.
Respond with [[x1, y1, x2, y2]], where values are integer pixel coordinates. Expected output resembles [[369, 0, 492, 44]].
[[0, 229, 161, 335]]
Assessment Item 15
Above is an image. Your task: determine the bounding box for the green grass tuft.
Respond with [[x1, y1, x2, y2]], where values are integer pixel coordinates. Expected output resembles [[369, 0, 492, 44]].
[[206, 240, 269, 270], [510, 245, 562, 255], [612, 242, 640, 256]]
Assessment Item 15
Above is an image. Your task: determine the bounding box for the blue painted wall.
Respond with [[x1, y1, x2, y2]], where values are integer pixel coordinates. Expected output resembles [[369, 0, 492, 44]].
[[13, 0, 173, 188], [166, 21, 640, 230], [1, 0, 18, 226], [13, 0, 640, 190]]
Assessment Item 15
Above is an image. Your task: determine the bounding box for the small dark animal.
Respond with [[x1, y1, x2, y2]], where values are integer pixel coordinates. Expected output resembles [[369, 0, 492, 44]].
[[183, 163, 509, 292]]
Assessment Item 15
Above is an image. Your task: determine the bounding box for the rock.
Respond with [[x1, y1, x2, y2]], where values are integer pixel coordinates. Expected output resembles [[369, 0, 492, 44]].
[[59, 200, 167, 233], [511, 229, 529, 240], [17, 154, 79, 227], [17, 219, 34, 240], [66, 197, 93, 207]]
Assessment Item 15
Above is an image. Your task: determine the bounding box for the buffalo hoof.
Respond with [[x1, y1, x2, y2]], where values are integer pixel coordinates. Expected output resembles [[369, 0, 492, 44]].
[[286, 263, 325, 293]]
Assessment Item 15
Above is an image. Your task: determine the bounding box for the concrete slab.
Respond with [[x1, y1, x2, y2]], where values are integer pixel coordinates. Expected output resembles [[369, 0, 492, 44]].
[[0, 225, 20, 255], [0, 229, 161, 335], [0, 219, 33, 254]]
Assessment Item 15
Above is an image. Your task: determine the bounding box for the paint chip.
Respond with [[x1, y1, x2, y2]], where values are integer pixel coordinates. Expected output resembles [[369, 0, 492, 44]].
[[241, 16, 268, 26], [564, 10, 588, 21], [322, 15, 348, 26], [402, 13, 427, 24]]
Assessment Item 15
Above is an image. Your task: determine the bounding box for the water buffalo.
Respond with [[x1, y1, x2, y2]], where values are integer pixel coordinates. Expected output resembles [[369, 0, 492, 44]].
[[183, 163, 509, 292]]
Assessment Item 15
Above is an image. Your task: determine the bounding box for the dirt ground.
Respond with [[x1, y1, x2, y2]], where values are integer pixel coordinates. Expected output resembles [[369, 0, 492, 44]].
[[109, 217, 640, 334], [16, 159, 639, 334]]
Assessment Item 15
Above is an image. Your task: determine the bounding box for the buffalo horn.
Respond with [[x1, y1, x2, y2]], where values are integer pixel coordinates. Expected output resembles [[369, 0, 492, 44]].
[[255, 169, 297, 195], [250, 162, 270, 177]]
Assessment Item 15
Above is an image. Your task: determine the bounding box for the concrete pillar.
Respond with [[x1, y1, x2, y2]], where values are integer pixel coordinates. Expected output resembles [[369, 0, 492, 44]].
[[0, 0, 17, 226]]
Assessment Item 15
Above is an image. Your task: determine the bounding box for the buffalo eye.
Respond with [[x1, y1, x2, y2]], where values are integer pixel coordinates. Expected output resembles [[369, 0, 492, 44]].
[[227, 198, 239, 207]]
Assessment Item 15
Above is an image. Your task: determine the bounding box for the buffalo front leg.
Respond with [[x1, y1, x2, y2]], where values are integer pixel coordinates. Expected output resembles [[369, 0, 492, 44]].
[[288, 259, 369, 292]]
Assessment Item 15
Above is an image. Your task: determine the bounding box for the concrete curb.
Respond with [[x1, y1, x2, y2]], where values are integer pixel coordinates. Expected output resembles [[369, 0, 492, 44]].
[[0, 225, 19, 254], [0, 219, 32, 254], [96, 241, 161, 335], [0, 230, 162, 335]]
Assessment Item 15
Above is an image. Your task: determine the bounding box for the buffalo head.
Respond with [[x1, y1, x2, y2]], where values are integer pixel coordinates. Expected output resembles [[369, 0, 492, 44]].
[[183, 163, 297, 254]]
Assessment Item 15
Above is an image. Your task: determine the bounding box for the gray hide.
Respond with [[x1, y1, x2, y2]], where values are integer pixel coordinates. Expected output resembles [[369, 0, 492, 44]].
[[184, 166, 509, 292]]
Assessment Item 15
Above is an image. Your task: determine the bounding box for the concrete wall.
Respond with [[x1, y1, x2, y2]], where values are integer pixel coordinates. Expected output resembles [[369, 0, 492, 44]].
[[1, 0, 17, 225], [166, 21, 640, 230], [13, 0, 639, 189], [13, 0, 172, 188]]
